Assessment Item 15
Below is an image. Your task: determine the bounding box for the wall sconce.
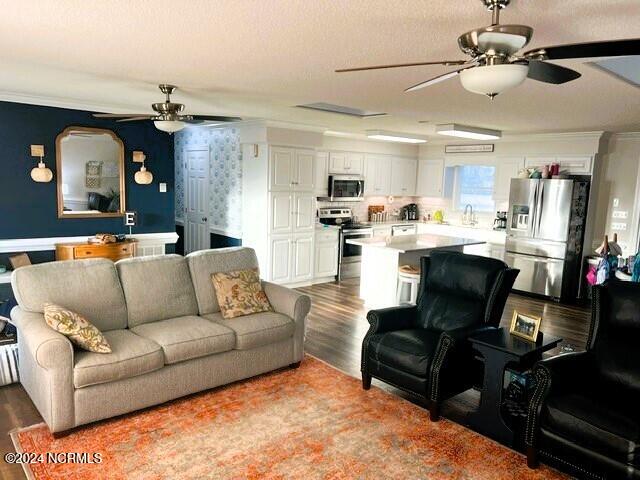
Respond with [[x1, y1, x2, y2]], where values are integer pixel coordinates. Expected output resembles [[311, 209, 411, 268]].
[[133, 150, 153, 185], [30, 145, 53, 183]]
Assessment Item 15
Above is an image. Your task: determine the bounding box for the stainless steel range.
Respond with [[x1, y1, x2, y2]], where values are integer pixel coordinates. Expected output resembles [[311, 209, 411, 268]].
[[318, 207, 373, 280]]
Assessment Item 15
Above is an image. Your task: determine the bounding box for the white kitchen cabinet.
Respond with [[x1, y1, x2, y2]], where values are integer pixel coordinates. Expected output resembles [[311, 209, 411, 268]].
[[269, 192, 293, 234], [364, 154, 392, 196], [269, 147, 315, 191], [314, 151, 329, 196], [294, 149, 315, 191], [291, 234, 315, 282], [269, 147, 295, 191], [493, 157, 524, 200], [390, 157, 417, 196], [314, 228, 339, 279], [524, 156, 592, 175], [293, 193, 316, 232], [329, 151, 364, 174], [416, 159, 445, 197], [269, 236, 292, 283]]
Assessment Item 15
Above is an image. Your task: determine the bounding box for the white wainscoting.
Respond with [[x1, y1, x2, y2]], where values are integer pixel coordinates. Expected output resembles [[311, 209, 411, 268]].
[[0, 232, 179, 284]]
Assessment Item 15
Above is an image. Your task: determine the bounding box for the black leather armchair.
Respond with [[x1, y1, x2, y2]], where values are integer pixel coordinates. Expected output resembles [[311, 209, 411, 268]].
[[526, 281, 640, 479], [361, 251, 518, 420]]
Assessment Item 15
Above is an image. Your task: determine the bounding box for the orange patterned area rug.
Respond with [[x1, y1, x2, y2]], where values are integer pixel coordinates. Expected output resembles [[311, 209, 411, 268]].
[[11, 356, 566, 480]]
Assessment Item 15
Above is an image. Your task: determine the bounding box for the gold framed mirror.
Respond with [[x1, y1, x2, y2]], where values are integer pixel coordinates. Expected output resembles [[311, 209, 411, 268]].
[[56, 126, 126, 218]]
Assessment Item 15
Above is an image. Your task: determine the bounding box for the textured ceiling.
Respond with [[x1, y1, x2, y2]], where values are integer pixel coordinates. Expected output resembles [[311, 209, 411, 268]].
[[0, 0, 639, 136]]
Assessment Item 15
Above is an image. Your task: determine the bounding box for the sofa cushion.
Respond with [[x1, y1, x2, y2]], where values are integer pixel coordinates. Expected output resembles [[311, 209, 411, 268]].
[[187, 247, 259, 315], [73, 330, 163, 388], [44, 303, 111, 353], [212, 268, 273, 319], [116, 255, 198, 327], [367, 329, 441, 378], [203, 311, 294, 350], [131, 315, 236, 364], [11, 258, 128, 331]]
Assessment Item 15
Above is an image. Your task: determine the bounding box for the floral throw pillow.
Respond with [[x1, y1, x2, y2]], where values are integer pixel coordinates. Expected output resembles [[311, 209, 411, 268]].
[[43, 304, 112, 353], [211, 268, 273, 319]]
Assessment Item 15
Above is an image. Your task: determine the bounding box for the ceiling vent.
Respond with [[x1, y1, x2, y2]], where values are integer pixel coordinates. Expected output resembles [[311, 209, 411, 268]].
[[296, 102, 386, 118]]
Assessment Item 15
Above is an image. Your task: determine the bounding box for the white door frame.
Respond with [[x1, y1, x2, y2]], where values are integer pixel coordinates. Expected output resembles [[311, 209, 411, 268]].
[[185, 146, 211, 254]]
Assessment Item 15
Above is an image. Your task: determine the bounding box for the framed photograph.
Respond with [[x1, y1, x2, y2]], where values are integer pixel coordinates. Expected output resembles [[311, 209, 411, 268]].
[[509, 310, 542, 342]]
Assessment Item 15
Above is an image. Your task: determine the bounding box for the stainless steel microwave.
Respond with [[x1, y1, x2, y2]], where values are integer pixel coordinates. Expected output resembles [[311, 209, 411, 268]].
[[328, 175, 365, 201]]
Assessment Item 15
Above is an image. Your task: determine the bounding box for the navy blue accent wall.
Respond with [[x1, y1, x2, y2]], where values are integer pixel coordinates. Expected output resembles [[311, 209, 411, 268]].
[[0, 101, 175, 240], [211, 232, 242, 249]]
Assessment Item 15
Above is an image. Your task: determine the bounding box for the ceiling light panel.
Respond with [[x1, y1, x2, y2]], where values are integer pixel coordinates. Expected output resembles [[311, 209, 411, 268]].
[[436, 124, 502, 140], [366, 130, 428, 144]]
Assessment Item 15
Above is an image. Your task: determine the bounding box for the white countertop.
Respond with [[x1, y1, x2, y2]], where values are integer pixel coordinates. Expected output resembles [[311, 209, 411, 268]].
[[347, 233, 485, 253]]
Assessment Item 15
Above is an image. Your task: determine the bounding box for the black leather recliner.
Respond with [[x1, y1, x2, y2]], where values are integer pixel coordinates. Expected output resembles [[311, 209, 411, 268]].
[[526, 281, 640, 479], [361, 251, 518, 420]]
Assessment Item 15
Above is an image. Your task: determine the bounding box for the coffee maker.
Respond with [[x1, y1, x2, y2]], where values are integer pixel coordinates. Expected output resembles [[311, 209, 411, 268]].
[[403, 203, 419, 221], [494, 211, 507, 230]]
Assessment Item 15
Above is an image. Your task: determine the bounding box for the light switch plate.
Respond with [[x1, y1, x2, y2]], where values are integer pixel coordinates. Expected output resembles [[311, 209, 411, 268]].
[[159, 182, 167, 193], [613, 198, 620, 207], [611, 222, 627, 231]]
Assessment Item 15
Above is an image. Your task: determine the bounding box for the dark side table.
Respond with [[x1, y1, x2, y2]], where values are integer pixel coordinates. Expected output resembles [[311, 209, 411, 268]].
[[468, 327, 561, 447]]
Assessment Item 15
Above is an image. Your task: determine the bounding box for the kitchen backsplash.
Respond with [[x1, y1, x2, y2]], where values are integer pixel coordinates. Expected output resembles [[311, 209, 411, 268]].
[[317, 196, 508, 228]]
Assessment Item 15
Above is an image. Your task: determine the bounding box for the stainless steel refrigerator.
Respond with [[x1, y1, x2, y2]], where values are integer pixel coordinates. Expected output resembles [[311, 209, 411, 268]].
[[505, 177, 590, 302]]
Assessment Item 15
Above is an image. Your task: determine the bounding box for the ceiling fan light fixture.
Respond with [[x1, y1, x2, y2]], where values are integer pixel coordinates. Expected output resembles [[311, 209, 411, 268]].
[[153, 120, 186, 133], [436, 123, 502, 140], [366, 130, 428, 144], [459, 64, 529, 96]]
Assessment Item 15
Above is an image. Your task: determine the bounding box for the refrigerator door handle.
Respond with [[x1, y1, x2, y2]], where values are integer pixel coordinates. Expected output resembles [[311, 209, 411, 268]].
[[534, 181, 545, 237]]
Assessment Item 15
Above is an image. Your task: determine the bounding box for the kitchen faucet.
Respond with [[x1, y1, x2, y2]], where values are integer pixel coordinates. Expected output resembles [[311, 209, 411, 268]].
[[462, 204, 476, 225]]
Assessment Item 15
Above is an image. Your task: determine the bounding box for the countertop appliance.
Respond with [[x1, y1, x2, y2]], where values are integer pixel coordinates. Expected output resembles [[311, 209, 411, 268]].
[[327, 175, 365, 202], [318, 207, 373, 280], [391, 224, 418, 236], [402, 203, 419, 221], [505, 177, 590, 302], [494, 211, 507, 230]]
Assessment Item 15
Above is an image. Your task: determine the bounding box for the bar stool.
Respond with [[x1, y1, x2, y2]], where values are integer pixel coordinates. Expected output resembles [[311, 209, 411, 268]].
[[396, 265, 421, 305]]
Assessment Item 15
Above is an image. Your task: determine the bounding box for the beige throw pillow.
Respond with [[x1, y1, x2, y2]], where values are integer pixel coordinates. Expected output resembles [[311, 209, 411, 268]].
[[211, 268, 273, 319], [44, 304, 112, 353]]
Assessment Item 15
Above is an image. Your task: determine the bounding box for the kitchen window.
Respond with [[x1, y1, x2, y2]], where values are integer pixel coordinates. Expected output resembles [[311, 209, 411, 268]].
[[453, 165, 496, 212]]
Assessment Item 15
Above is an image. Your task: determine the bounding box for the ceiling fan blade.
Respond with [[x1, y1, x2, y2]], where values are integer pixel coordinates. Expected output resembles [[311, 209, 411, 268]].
[[524, 38, 640, 60], [527, 60, 581, 84], [336, 60, 467, 73], [115, 117, 153, 122], [186, 115, 242, 123], [404, 68, 468, 93], [92, 113, 150, 118]]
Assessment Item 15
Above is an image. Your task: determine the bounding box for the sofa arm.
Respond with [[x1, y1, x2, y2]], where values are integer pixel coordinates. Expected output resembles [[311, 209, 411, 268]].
[[11, 306, 74, 370], [525, 351, 591, 448], [366, 306, 417, 335], [262, 281, 310, 324]]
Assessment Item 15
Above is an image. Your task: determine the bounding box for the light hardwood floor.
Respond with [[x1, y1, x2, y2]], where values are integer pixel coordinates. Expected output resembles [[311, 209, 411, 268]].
[[0, 279, 591, 480]]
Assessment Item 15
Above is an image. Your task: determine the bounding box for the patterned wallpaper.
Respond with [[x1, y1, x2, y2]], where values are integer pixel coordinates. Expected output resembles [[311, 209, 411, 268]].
[[174, 127, 242, 238]]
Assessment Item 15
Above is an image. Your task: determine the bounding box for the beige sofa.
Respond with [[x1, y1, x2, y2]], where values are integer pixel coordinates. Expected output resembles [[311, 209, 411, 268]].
[[10, 247, 310, 433]]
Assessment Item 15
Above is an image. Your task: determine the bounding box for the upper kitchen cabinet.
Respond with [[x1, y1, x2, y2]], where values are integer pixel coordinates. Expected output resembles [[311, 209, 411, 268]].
[[416, 159, 445, 197], [269, 147, 315, 191], [390, 157, 417, 196], [524, 155, 592, 175], [329, 151, 364, 174], [493, 157, 524, 200], [314, 151, 329, 196], [364, 154, 392, 195]]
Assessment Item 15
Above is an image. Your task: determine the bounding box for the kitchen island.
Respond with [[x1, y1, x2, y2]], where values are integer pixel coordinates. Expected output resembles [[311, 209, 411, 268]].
[[347, 233, 485, 308]]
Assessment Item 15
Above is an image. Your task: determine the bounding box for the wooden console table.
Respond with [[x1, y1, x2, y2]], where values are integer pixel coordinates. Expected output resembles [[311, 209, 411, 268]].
[[55, 239, 137, 262]]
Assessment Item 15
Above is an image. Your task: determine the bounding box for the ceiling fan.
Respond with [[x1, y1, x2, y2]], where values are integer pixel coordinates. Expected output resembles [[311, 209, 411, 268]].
[[93, 84, 241, 133], [336, 0, 640, 98]]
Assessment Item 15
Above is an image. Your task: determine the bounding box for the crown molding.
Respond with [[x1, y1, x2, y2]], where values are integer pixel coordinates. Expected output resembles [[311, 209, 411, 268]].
[[611, 131, 640, 139], [424, 131, 606, 145], [0, 91, 145, 115]]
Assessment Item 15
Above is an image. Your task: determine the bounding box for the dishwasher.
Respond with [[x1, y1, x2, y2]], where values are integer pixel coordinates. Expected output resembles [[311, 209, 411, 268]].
[[391, 224, 417, 236]]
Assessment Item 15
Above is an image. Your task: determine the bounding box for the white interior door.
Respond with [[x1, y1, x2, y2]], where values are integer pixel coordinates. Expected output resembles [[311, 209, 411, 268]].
[[185, 148, 210, 254]]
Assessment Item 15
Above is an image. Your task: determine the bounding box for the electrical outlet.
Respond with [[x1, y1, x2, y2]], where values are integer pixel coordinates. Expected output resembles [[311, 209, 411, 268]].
[[611, 222, 627, 231], [159, 182, 167, 193], [612, 210, 628, 219]]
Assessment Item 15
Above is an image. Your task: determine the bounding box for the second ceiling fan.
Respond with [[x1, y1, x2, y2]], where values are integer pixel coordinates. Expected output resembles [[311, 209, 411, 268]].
[[336, 0, 640, 98]]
